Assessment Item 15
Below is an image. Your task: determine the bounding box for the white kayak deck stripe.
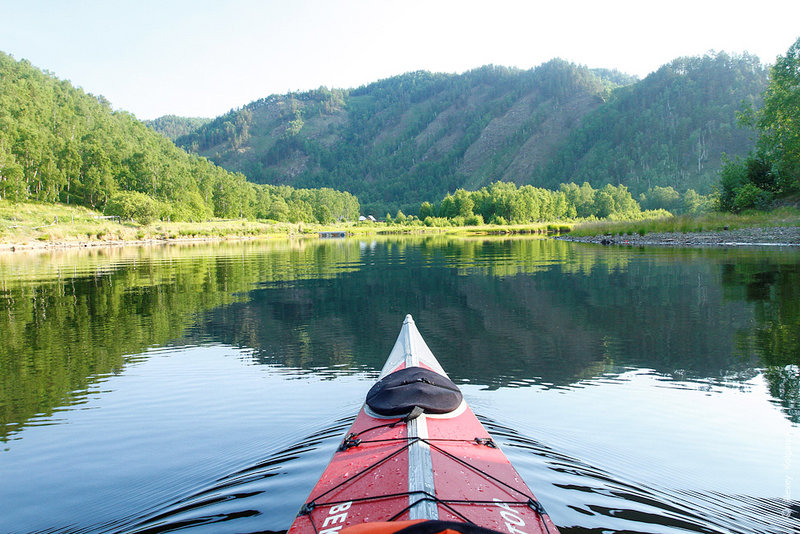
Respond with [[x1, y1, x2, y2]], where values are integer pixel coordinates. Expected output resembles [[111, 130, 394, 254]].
[[403, 315, 438, 519], [408, 414, 437, 519], [404, 315, 418, 367]]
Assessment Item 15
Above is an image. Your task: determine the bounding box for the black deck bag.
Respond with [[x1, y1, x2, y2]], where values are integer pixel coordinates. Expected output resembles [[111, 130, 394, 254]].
[[366, 366, 463, 417]]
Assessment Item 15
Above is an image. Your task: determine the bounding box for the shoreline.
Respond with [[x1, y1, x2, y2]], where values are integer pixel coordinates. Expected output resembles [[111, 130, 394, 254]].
[[0, 234, 274, 253], [2, 225, 800, 254], [556, 225, 800, 247]]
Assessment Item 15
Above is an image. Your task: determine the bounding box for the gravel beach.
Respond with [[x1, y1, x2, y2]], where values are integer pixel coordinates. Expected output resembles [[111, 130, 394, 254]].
[[556, 226, 800, 247]]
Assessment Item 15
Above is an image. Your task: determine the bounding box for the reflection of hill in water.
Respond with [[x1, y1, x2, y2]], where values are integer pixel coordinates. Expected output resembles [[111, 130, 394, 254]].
[[2, 238, 799, 441], [198, 240, 788, 388]]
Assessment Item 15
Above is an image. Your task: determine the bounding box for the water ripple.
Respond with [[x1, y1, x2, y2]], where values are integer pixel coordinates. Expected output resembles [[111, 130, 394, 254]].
[[99, 411, 799, 534], [122, 417, 353, 534], [480, 416, 798, 534]]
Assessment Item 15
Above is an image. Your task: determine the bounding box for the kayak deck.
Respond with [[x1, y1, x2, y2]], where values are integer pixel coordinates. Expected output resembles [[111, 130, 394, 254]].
[[288, 315, 558, 534]]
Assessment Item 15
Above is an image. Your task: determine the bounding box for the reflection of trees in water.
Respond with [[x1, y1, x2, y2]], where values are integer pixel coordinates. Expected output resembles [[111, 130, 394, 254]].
[[721, 262, 800, 423], [203, 240, 770, 392], [0, 253, 247, 441], [765, 367, 799, 423], [3, 238, 799, 438], [0, 240, 364, 440]]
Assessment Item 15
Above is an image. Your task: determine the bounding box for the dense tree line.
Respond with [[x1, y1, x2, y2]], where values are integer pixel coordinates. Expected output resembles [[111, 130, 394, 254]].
[[405, 181, 673, 226], [638, 185, 713, 214], [0, 52, 359, 224], [718, 36, 800, 212]]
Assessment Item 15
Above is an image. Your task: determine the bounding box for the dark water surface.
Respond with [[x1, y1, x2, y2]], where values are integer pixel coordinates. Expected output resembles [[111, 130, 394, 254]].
[[0, 236, 798, 533]]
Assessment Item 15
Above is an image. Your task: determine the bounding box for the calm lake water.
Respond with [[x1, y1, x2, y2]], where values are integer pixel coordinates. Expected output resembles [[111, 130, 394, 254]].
[[1, 236, 798, 533]]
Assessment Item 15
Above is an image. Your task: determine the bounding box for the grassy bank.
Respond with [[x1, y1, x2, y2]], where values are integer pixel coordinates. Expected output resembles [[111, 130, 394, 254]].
[[568, 208, 800, 237], [7, 200, 795, 250], [0, 201, 566, 249], [0, 201, 308, 247]]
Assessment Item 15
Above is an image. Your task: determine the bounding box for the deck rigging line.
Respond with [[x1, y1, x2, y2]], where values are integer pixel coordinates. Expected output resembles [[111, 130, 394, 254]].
[[298, 432, 551, 534]]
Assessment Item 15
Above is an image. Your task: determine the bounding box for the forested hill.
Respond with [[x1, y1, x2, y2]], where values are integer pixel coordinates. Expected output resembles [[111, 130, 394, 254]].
[[174, 54, 768, 215], [0, 52, 359, 223], [538, 53, 769, 194], [146, 115, 211, 141]]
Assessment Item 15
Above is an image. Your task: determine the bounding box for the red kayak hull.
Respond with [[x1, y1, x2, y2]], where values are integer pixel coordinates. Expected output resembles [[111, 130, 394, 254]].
[[288, 316, 558, 534]]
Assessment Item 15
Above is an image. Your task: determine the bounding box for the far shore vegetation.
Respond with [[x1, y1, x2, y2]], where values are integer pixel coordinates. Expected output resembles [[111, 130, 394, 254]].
[[1, 37, 798, 250], [3, 197, 798, 250], [568, 206, 800, 238]]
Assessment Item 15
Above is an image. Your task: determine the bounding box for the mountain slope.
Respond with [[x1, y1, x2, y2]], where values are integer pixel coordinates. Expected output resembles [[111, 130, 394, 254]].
[[538, 52, 768, 194], [177, 61, 625, 213], [177, 54, 767, 214]]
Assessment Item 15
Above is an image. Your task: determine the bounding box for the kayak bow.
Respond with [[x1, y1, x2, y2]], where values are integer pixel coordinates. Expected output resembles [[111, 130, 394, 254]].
[[288, 314, 559, 534]]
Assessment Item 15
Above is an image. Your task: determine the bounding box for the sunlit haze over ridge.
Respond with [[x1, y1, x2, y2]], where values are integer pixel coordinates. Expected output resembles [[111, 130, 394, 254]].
[[4, 0, 800, 120]]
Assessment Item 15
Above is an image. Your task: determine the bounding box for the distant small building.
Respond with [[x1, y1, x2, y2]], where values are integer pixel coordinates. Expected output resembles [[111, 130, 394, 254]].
[[359, 216, 367, 221], [367, 215, 377, 222]]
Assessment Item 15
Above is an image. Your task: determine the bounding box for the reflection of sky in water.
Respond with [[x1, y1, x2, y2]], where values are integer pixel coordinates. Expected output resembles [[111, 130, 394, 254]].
[[2, 345, 796, 533], [476, 370, 795, 498], [0, 346, 370, 532]]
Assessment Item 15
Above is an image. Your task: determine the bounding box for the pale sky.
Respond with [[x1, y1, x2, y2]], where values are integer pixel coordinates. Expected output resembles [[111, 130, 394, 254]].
[[3, 0, 799, 120]]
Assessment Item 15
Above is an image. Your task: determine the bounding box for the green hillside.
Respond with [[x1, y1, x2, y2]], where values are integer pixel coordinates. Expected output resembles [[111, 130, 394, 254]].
[[145, 115, 211, 141], [0, 52, 359, 223], [539, 52, 768, 194], [176, 54, 768, 215]]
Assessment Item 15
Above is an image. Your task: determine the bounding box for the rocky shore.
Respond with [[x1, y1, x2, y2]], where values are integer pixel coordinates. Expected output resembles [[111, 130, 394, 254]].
[[556, 226, 800, 247]]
